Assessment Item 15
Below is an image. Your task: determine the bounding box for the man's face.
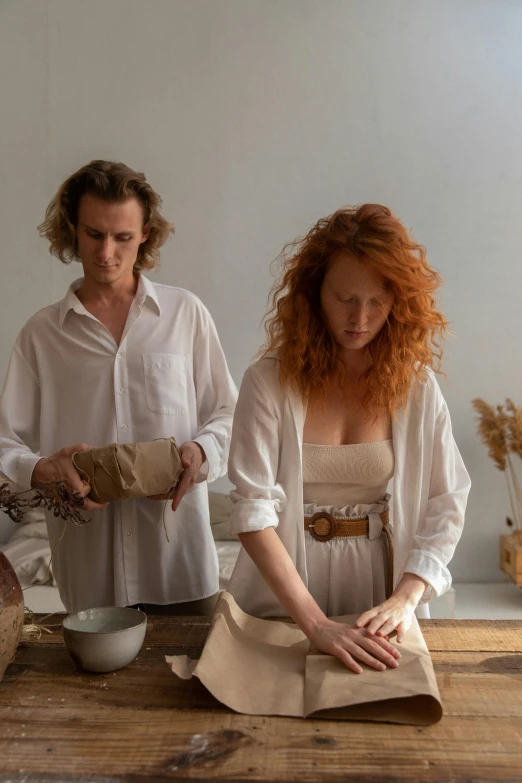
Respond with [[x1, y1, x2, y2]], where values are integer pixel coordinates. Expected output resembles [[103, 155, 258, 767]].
[[76, 194, 149, 287]]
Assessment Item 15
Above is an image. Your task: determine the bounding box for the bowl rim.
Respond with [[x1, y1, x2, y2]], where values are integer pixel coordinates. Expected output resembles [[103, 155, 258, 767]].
[[62, 605, 147, 634]]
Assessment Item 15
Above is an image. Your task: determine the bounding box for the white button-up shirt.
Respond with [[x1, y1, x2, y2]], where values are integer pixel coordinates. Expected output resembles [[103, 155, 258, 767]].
[[0, 275, 237, 612], [228, 357, 470, 619]]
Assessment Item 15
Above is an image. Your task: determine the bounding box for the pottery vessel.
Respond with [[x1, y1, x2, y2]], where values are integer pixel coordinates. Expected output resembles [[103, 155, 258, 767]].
[[0, 552, 24, 682], [63, 606, 147, 673]]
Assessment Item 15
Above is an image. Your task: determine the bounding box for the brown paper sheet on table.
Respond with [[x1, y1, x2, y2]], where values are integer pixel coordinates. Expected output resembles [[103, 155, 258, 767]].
[[166, 591, 443, 725], [72, 438, 183, 503]]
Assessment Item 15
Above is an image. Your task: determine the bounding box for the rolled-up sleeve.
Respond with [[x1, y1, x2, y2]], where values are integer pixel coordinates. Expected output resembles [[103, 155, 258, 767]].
[[192, 304, 238, 483], [404, 390, 471, 602], [228, 365, 287, 534], [0, 342, 42, 489]]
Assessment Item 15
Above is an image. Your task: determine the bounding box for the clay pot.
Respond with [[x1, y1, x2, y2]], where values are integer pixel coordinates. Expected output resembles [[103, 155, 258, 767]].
[[0, 552, 24, 682]]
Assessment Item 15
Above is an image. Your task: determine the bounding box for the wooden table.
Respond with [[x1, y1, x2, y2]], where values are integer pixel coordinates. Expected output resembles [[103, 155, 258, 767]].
[[0, 616, 521, 782]]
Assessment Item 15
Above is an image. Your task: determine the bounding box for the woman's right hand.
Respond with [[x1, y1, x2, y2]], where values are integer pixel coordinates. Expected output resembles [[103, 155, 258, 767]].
[[238, 528, 401, 674], [307, 617, 401, 674]]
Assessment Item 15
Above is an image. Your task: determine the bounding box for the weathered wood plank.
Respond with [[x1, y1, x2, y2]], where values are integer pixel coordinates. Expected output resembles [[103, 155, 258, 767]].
[[1, 711, 522, 782], [421, 620, 522, 652], [0, 617, 521, 782], [25, 614, 522, 652]]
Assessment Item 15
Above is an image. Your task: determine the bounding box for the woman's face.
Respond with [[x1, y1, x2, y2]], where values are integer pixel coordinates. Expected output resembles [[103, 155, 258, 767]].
[[320, 253, 393, 353]]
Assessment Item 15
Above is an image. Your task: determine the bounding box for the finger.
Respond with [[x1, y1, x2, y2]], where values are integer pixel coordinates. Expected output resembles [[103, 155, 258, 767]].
[[179, 444, 194, 465], [83, 498, 107, 511], [355, 609, 378, 628], [396, 620, 410, 644], [334, 648, 363, 674], [378, 617, 400, 639], [73, 481, 106, 510], [359, 637, 399, 668], [344, 643, 387, 672], [80, 479, 92, 495], [171, 470, 192, 511], [364, 633, 401, 659], [366, 614, 391, 636], [172, 475, 190, 511], [66, 481, 91, 507], [69, 442, 92, 454], [64, 472, 90, 497]]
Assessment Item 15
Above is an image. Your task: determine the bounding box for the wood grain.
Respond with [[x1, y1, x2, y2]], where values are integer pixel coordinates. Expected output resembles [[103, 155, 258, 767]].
[[0, 615, 521, 782]]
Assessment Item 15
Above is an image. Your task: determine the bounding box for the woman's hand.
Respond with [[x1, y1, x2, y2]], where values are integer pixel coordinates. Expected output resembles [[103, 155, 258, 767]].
[[354, 573, 428, 643], [307, 617, 401, 674]]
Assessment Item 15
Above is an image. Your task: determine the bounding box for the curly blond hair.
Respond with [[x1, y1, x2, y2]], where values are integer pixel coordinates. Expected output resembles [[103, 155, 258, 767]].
[[38, 160, 174, 271]]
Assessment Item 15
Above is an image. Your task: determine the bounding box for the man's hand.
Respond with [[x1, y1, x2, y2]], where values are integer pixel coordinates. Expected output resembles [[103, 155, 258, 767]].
[[354, 574, 428, 643], [149, 441, 206, 512], [31, 443, 107, 511]]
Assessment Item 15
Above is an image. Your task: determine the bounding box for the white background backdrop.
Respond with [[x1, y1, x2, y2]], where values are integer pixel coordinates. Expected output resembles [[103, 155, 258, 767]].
[[1, 0, 522, 583]]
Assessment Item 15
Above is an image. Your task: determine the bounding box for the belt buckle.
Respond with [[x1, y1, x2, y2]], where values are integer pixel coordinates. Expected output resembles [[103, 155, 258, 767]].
[[308, 511, 336, 542]]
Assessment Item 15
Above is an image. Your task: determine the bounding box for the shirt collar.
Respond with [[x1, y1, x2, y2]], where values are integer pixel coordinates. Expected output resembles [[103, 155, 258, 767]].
[[58, 273, 161, 330], [136, 274, 161, 315]]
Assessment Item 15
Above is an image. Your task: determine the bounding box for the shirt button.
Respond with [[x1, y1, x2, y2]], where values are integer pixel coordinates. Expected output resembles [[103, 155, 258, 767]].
[[118, 388, 124, 395], [117, 353, 123, 359], [126, 532, 133, 538], [120, 424, 128, 430]]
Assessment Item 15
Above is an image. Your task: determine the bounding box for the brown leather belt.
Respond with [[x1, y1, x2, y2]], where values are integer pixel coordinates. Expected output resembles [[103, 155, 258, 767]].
[[304, 507, 394, 597], [304, 508, 389, 542]]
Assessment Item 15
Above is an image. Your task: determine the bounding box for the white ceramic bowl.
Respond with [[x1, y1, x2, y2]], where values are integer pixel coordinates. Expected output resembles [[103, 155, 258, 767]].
[[62, 606, 147, 673]]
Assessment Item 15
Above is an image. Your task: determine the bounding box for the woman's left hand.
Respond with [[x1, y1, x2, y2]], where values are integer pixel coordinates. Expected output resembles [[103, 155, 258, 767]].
[[354, 573, 429, 643]]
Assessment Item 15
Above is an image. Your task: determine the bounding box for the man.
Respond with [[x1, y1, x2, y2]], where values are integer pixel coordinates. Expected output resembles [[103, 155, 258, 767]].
[[0, 160, 237, 614]]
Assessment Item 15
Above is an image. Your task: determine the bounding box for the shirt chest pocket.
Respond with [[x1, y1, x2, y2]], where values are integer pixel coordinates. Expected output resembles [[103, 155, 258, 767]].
[[142, 353, 188, 415]]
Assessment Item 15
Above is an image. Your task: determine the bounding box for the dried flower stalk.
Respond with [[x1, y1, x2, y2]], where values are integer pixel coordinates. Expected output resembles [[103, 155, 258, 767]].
[[0, 481, 89, 526], [471, 399, 507, 470], [472, 398, 522, 530], [505, 399, 522, 460]]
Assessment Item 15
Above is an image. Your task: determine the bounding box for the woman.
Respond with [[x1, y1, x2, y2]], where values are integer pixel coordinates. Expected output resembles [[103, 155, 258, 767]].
[[228, 204, 470, 674]]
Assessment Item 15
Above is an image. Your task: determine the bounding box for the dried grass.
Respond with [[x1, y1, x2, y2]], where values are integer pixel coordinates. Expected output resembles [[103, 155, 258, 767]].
[[472, 398, 522, 529], [471, 399, 507, 470]]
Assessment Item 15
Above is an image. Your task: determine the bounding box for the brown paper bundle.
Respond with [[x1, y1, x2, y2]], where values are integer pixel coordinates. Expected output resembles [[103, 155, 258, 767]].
[[166, 591, 443, 725], [73, 438, 183, 503]]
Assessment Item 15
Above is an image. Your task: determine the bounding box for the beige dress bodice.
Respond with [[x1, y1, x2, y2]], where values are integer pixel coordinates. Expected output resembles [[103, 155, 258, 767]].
[[302, 440, 395, 506]]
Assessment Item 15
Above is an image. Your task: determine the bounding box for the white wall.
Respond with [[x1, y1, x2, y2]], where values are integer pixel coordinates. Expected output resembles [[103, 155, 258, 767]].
[[1, 0, 521, 580]]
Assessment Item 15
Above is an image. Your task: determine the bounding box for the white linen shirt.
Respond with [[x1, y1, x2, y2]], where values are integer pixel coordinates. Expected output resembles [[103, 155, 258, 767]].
[[0, 274, 238, 612], [228, 357, 471, 619]]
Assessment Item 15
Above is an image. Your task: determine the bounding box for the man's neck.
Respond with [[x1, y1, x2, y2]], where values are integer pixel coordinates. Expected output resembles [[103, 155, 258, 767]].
[[76, 273, 139, 308]]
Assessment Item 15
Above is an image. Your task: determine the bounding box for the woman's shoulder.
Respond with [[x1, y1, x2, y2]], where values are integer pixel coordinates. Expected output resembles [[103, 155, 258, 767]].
[[238, 354, 289, 408], [244, 354, 281, 391], [405, 366, 445, 415]]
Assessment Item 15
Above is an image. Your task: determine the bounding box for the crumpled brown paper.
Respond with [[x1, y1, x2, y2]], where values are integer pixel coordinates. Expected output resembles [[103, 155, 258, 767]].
[[166, 591, 443, 725], [73, 438, 183, 503]]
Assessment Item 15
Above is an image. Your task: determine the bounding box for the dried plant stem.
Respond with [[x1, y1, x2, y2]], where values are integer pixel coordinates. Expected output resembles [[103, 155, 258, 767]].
[[21, 608, 63, 641], [506, 452, 522, 530], [505, 463, 521, 530], [0, 481, 89, 526]]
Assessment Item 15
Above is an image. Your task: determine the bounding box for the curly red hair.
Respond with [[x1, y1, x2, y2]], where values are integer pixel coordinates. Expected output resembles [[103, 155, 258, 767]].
[[264, 204, 447, 413]]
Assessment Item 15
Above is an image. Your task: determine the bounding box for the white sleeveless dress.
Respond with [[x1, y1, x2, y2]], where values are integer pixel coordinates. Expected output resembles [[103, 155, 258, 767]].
[[302, 440, 394, 617]]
